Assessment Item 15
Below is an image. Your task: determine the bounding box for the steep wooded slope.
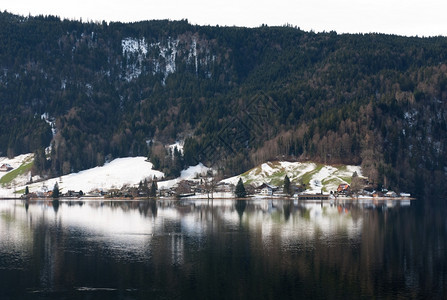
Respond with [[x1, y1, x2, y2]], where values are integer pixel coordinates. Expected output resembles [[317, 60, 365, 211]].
[[0, 12, 446, 195]]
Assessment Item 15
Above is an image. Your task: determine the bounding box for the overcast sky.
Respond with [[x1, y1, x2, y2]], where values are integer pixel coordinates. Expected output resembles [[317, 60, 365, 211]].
[[1, 0, 446, 37]]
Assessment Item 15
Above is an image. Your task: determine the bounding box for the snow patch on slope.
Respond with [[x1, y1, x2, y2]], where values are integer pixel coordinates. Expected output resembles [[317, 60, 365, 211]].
[[23, 157, 163, 195], [121, 37, 148, 81], [167, 141, 184, 155], [0, 153, 34, 197], [222, 161, 362, 194], [157, 163, 211, 190], [41, 113, 57, 136], [149, 37, 179, 84]]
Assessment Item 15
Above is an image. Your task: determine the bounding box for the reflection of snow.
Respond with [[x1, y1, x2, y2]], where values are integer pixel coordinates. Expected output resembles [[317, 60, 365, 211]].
[[0, 198, 411, 268]]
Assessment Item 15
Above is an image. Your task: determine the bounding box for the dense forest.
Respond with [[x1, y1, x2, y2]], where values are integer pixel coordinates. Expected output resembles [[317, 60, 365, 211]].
[[0, 11, 446, 196]]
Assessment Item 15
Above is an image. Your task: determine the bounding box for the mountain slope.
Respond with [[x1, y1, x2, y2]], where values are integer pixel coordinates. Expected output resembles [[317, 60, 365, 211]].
[[0, 12, 446, 195]]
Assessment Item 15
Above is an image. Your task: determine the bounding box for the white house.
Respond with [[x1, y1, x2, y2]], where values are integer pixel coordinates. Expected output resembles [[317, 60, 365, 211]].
[[258, 183, 277, 196], [0, 163, 13, 172], [385, 191, 397, 197]]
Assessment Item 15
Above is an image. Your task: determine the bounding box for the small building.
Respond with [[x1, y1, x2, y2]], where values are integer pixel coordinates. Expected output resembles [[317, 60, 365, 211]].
[[257, 183, 277, 196], [385, 191, 398, 197], [337, 183, 350, 194], [0, 163, 13, 172]]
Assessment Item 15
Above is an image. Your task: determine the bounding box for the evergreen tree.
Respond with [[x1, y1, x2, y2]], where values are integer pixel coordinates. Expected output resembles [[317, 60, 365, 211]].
[[150, 181, 157, 197], [283, 175, 291, 195], [25, 186, 29, 195], [235, 178, 247, 198], [52, 182, 60, 199]]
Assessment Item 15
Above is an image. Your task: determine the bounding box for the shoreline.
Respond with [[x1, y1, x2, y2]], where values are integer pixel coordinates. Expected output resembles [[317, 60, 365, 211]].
[[0, 195, 416, 201]]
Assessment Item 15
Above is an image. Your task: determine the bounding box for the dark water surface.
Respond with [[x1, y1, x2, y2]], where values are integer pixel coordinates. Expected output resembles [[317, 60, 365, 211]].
[[0, 198, 446, 299]]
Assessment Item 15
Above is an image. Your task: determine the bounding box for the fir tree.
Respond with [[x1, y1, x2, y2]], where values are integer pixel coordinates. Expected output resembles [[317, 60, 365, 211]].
[[52, 182, 60, 199], [235, 178, 247, 198], [150, 181, 157, 197], [283, 175, 291, 195]]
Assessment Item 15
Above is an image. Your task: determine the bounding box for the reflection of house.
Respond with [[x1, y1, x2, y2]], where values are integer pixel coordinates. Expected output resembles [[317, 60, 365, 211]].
[[0, 163, 13, 172], [337, 184, 350, 193], [257, 183, 277, 196]]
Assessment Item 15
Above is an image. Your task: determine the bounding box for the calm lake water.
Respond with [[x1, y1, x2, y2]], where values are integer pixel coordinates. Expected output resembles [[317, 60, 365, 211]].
[[0, 197, 446, 299]]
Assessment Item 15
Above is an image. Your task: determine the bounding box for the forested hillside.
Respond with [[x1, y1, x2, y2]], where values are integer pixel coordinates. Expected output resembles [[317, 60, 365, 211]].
[[1, 11, 446, 196]]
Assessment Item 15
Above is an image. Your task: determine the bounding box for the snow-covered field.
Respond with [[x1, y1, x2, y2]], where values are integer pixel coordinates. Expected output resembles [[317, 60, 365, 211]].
[[0, 153, 35, 197], [1, 152, 362, 198], [0, 154, 212, 198], [0, 156, 164, 197], [222, 161, 362, 194], [157, 163, 211, 190]]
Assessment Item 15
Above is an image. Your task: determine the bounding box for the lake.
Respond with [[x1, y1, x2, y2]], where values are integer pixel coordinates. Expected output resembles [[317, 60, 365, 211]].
[[0, 198, 446, 299]]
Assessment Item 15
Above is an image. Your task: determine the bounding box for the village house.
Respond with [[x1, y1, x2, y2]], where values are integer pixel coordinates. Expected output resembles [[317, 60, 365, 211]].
[[0, 163, 13, 172], [385, 191, 398, 197], [257, 183, 277, 196], [337, 183, 350, 194]]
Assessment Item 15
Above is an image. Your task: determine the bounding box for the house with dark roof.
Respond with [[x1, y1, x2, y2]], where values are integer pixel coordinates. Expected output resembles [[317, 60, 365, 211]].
[[0, 163, 13, 172], [257, 183, 278, 196]]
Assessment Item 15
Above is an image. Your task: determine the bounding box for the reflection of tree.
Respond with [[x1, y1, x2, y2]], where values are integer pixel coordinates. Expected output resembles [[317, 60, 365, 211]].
[[202, 170, 220, 200], [150, 199, 157, 217], [52, 199, 59, 213], [235, 200, 247, 220], [283, 201, 292, 221], [5, 198, 443, 299]]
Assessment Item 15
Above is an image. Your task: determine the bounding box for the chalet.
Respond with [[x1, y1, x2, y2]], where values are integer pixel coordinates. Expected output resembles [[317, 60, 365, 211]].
[[337, 183, 350, 194], [0, 163, 13, 172], [257, 183, 277, 196], [385, 191, 397, 197]]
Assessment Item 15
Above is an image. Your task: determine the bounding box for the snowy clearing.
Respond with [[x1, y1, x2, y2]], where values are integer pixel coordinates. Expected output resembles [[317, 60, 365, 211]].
[[1, 152, 362, 198], [222, 161, 362, 194]]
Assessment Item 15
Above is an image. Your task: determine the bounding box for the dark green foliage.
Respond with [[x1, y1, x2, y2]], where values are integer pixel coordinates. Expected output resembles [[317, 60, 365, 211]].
[[235, 178, 247, 198], [25, 186, 29, 195], [0, 12, 446, 195], [283, 175, 291, 196], [52, 182, 59, 198], [150, 181, 157, 197]]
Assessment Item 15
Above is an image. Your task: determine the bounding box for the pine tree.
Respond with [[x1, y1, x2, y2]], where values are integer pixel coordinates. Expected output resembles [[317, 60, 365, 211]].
[[52, 182, 60, 199], [25, 186, 29, 195], [150, 181, 157, 197], [283, 175, 291, 195], [235, 178, 247, 198]]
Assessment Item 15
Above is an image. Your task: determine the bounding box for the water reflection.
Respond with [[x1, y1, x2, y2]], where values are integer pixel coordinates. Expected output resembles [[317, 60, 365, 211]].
[[0, 198, 445, 299]]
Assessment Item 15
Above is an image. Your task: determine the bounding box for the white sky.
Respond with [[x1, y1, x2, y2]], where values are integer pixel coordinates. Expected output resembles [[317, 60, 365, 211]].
[[1, 0, 446, 37]]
